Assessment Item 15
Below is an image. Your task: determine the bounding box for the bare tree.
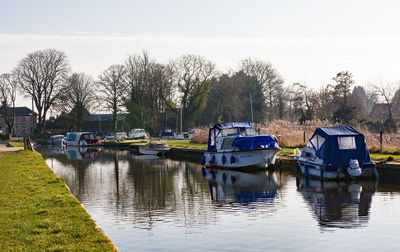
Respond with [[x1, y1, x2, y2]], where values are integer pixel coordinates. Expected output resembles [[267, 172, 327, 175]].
[[55, 73, 97, 131], [14, 49, 70, 135], [97, 64, 127, 132], [0, 73, 17, 137], [240, 58, 284, 121], [371, 81, 397, 121], [125, 52, 175, 133], [171, 54, 216, 129]]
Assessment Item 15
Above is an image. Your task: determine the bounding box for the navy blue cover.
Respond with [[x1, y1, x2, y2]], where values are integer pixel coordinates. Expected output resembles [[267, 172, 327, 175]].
[[309, 126, 371, 165], [231, 135, 278, 151]]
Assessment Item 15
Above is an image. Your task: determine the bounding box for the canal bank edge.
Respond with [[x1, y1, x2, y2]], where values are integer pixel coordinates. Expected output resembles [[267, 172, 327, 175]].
[[129, 144, 400, 171], [0, 150, 118, 251]]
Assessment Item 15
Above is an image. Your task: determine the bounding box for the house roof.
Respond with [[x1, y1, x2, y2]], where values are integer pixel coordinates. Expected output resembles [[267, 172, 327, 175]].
[[0, 106, 37, 116]]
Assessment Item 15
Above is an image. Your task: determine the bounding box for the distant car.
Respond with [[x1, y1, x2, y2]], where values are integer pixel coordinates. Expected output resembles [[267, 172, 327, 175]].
[[129, 128, 148, 139], [115, 132, 128, 140]]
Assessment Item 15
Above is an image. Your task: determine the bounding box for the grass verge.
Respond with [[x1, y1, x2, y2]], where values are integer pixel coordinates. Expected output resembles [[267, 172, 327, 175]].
[[163, 139, 207, 149], [0, 150, 116, 251], [8, 141, 24, 147]]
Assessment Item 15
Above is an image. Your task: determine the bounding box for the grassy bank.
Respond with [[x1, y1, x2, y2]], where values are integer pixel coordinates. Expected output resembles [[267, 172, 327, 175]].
[[163, 139, 207, 149], [0, 151, 116, 251], [8, 141, 24, 147]]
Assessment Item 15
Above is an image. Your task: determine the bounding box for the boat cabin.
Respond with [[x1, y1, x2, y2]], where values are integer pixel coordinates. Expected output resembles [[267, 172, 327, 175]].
[[65, 132, 100, 146], [207, 122, 278, 152], [303, 126, 371, 165], [160, 127, 174, 139]]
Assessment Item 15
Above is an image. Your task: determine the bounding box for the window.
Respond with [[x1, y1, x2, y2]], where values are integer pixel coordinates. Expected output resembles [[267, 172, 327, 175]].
[[221, 128, 238, 136], [338, 136, 356, 150], [308, 134, 325, 150], [22, 117, 26, 123]]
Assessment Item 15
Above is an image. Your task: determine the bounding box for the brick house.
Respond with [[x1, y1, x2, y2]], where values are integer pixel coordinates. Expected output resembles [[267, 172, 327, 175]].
[[0, 107, 38, 136]]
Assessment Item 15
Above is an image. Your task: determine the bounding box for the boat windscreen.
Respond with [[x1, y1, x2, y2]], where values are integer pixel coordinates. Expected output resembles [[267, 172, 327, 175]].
[[308, 134, 325, 150], [222, 128, 238, 136]]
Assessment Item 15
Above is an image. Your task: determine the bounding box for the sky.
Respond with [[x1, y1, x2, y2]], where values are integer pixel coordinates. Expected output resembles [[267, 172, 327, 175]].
[[1, 0, 400, 107]]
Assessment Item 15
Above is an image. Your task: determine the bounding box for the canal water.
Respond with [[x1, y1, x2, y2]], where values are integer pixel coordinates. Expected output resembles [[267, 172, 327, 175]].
[[39, 147, 400, 252]]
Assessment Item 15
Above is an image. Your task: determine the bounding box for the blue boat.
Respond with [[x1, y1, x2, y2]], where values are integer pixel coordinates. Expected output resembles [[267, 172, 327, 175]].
[[295, 126, 378, 179], [202, 122, 280, 169]]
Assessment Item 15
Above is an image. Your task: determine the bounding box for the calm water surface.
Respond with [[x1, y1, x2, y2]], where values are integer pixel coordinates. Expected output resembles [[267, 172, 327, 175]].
[[39, 147, 400, 252]]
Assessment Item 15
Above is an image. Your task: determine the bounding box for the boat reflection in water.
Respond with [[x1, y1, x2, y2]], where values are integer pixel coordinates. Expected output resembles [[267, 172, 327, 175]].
[[201, 167, 280, 206], [297, 176, 377, 230], [65, 146, 101, 160]]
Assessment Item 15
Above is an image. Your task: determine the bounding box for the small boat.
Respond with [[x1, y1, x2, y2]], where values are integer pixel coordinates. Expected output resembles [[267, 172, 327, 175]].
[[49, 135, 65, 146], [65, 132, 101, 147], [201, 122, 281, 169], [138, 142, 169, 155], [294, 126, 378, 180]]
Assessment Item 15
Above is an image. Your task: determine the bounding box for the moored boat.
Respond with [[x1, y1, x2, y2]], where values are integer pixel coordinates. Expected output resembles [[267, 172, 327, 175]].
[[201, 122, 281, 169], [294, 126, 378, 180], [65, 132, 101, 147], [49, 135, 65, 146], [138, 142, 169, 155]]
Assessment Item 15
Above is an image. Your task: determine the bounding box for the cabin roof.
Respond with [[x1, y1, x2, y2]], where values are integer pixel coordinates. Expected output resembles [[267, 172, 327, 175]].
[[316, 126, 360, 137], [213, 122, 252, 130]]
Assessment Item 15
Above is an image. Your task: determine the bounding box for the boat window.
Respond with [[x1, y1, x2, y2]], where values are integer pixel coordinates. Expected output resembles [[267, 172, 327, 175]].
[[221, 138, 235, 149], [222, 128, 239, 136], [308, 134, 325, 150], [246, 128, 256, 136], [210, 129, 215, 146], [338, 136, 356, 150]]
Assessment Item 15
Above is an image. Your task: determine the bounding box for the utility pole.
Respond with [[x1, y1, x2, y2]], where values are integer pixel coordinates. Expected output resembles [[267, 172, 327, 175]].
[[250, 93, 254, 122], [180, 106, 183, 134]]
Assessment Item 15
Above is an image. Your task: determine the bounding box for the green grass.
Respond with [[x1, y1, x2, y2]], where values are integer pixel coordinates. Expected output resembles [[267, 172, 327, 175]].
[[163, 139, 207, 149], [8, 141, 24, 147], [0, 151, 116, 251]]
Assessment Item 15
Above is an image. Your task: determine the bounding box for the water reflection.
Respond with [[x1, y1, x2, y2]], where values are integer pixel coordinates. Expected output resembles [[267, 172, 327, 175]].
[[38, 147, 400, 251], [297, 176, 376, 230], [201, 168, 280, 206]]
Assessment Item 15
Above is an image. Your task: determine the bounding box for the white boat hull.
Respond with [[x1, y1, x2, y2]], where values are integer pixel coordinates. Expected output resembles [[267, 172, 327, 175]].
[[204, 148, 280, 169], [295, 156, 377, 179], [139, 148, 164, 155]]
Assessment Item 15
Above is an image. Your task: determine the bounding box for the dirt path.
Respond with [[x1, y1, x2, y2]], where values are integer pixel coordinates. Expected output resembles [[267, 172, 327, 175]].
[[0, 143, 24, 152]]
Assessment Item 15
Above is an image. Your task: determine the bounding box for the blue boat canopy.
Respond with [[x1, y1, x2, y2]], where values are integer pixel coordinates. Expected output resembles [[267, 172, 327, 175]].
[[207, 122, 278, 152], [232, 135, 278, 151], [308, 126, 371, 165]]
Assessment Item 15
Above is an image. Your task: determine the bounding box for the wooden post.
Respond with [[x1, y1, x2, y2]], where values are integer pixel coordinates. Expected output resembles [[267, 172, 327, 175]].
[[380, 131, 383, 152], [303, 131, 306, 144]]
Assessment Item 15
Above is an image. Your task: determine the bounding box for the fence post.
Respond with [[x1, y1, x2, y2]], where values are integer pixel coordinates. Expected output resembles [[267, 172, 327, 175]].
[[379, 131, 383, 152]]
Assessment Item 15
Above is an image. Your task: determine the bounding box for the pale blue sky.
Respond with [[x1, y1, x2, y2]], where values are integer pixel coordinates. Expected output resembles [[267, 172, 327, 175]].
[[1, 0, 400, 107], [2, 0, 399, 37]]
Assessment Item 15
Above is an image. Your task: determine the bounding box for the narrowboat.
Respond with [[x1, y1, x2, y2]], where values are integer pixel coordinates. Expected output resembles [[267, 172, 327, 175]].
[[65, 132, 101, 147]]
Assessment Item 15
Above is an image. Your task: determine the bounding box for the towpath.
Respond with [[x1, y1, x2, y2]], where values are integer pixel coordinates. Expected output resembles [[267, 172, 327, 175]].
[[0, 143, 24, 152]]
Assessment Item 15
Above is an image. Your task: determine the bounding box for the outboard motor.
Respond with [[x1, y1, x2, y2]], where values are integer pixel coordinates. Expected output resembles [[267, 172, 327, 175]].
[[347, 159, 362, 177]]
